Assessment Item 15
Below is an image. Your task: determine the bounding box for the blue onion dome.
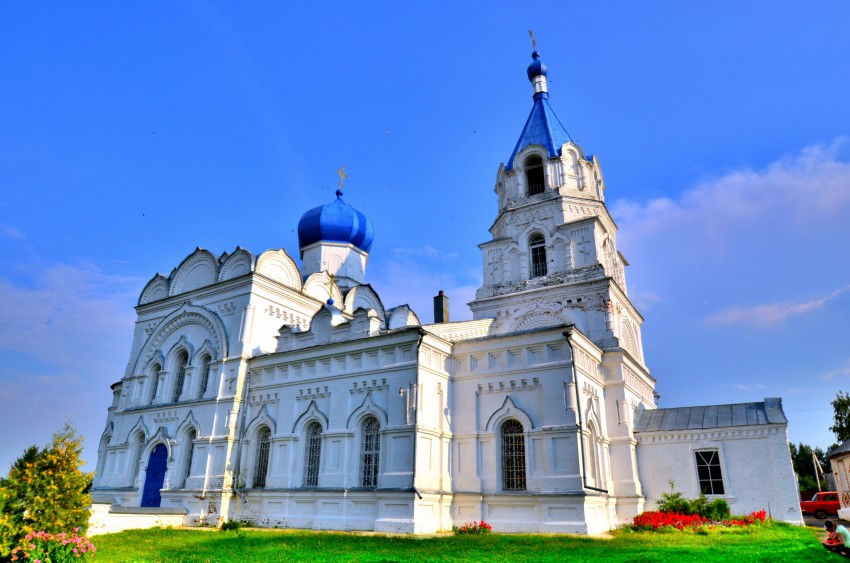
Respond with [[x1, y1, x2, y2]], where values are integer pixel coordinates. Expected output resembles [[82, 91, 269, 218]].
[[526, 51, 548, 81], [297, 190, 375, 253]]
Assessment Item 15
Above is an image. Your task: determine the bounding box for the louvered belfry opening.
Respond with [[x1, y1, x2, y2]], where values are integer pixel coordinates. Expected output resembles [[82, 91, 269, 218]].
[[524, 154, 545, 196]]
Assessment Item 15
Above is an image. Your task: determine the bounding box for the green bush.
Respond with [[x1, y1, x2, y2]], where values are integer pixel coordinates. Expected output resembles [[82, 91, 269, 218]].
[[220, 520, 243, 532], [656, 482, 731, 521]]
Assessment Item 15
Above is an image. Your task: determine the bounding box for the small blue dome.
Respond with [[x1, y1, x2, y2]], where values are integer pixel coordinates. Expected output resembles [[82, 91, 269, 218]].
[[526, 51, 547, 81], [297, 193, 375, 253]]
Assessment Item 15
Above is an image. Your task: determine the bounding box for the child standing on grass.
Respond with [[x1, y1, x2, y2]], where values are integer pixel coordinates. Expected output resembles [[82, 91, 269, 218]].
[[824, 520, 850, 557]]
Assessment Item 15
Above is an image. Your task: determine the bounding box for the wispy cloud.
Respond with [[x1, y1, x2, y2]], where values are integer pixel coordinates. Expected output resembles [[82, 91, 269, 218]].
[[614, 138, 850, 259], [391, 245, 460, 260], [733, 383, 767, 392], [0, 261, 141, 472], [823, 359, 850, 381], [614, 139, 850, 331], [0, 261, 139, 370], [707, 284, 850, 327], [1, 225, 24, 239]]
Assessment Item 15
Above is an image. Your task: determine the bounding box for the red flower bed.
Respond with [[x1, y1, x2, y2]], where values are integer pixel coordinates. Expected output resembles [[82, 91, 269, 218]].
[[633, 509, 767, 531], [633, 511, 707, 530], [452, 520, 493, 535]]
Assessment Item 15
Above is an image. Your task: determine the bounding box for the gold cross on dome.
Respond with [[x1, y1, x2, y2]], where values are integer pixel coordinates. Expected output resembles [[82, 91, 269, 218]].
[[336, 166, 349, 190], [528, 29, 537, 52]]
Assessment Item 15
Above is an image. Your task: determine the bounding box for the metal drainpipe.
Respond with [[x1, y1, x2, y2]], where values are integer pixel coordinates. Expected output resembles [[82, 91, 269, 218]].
[[563, 327, 608, 494], [231, 361, 251, 505], [411, 329, 425, 501]]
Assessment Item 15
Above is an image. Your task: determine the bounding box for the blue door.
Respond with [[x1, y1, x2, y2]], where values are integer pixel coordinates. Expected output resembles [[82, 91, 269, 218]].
[[141, 444, 167, 507]]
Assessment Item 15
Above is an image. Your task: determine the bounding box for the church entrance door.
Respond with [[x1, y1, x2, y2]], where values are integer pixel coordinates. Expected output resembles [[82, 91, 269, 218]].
[[141, 444, 167, 507]]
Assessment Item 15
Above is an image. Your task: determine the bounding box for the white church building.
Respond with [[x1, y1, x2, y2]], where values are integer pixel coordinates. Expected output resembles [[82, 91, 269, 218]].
[[89, 50, 803, 534]]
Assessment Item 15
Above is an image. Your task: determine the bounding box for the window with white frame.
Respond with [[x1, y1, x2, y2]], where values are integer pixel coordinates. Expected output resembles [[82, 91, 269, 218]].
[[361, 417, 380, 487], [529, 234, 547, 278], [501, 419, 526, 490], [172, 351, 188, 403], [254, 426, 271, 489], [303, 422, 322, 488], [695, 450, 725, 495]]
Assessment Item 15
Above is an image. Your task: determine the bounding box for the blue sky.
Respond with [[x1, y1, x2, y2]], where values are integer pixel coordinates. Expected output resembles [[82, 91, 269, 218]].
[[2, 2, 849, 473]]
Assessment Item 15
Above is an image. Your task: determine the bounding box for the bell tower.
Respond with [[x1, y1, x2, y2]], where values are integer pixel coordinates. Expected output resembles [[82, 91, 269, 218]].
[[469, 49, 642, 363]]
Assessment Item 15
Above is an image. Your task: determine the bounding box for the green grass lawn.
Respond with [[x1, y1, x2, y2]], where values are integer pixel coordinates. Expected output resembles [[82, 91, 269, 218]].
[[91, 522, 834, 562]]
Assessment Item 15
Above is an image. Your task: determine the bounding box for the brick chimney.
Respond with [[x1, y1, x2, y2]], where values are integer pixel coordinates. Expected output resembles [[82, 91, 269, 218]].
[[433, 290, 449, 323]]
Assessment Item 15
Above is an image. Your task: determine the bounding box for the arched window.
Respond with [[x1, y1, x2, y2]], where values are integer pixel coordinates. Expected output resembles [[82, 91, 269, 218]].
[[529, 234, 547, 278], [361, 417, 380, 487], [303, 422, 323, 488], [524, 154, 545, 196], [585, 422, 599, 488], [198, 355, 211, 399], [254, 426, 271, 489], [172, 351, 189, 403], [150, 363, 161, 405], [183, 429, 196, 488], [501, 419, 526, 490]]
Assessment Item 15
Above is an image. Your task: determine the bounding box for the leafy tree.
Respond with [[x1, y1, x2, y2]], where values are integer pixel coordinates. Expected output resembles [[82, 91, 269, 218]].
[[831, 391, 850, 443], [0, 424, 92, 559], [789, 442, 828, 492]]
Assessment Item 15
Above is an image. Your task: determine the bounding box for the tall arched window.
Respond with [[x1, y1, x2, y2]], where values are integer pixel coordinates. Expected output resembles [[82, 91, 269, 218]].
[[303, 422, 323, 488], [529, 234, 547, 278], [183, 429, 196, 488], [361, 417, 380, 487], [150, 363, 161, 405], [585, 422, 599, 488], [172, 351, 188, 403], [198, 355, 211, 399], [501, 419, 526, 490], [254, 426, 271, 489], [524, 154, 545, 196]]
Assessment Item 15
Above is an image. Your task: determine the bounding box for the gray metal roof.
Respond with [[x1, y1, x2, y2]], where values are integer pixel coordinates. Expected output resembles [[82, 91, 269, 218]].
[[826, 439, 850, 460], [634, 398, 787, 433]]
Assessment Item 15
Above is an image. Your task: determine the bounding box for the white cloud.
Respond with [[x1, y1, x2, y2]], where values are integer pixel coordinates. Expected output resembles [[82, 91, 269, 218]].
[[0, 262, 139, 371], [1, 225, 24, 239], [614, 139, 850, 326], [391, 245, 460, 260], [707, 284, 850, 327], [733, 383, 767, 392], [370, 252, 479, 323], [0, 261, 141, 472], [615, 138, 850, 251], [823, 359, 850, 381]]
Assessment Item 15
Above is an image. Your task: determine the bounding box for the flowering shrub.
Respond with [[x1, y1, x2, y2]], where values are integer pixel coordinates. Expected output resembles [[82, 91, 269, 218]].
[[10, 529, 95, 562], [452, 520, 493, 535], [632, 509, 768, 531], [0, 425, 92, 558]]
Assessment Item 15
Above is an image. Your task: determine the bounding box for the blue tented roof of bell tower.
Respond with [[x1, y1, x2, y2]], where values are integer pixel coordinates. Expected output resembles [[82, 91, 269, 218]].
[[505, 96, 572, 172]]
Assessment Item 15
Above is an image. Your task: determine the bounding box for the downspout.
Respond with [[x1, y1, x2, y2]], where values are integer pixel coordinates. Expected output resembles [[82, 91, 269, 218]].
[[231, 364, 251, 505], [564, 327, 607, 494], [410, 329, 425, 501]]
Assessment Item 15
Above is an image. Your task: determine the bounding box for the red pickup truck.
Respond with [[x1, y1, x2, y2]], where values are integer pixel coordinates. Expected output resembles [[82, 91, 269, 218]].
[[800, 491, 840, 519]]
